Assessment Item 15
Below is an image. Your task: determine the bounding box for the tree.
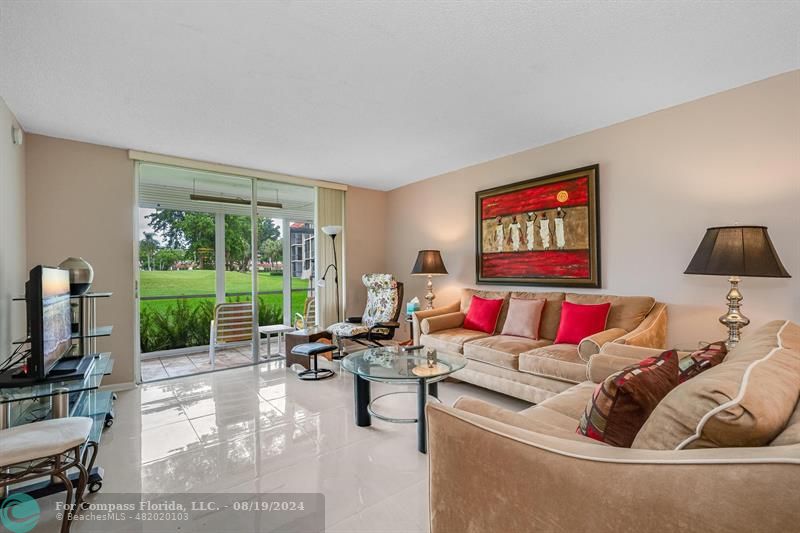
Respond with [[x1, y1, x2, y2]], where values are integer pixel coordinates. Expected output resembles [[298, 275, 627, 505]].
[[224, 215, 251, 272], [153, 248, 184, 270], [139, 232, 159, 271], [261, 238, 283, 266], [259, 217, 281, 248], [146, 210, 215, 269], [145, 210, 282, 271]]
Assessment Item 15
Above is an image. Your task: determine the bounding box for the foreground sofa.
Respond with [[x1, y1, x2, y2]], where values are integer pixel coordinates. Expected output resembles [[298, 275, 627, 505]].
[[427, 320, 800, 533], [413, 289, 667, 403]]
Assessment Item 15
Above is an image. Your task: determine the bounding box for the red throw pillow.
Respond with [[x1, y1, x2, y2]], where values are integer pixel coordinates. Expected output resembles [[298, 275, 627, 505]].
[[578, 349, 679, 447], [463, 296, 504, 334], [554, 301, 611, 344]]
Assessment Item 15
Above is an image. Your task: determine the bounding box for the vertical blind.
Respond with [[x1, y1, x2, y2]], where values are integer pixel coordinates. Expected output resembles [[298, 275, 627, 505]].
[[315, 187, 345, 327]]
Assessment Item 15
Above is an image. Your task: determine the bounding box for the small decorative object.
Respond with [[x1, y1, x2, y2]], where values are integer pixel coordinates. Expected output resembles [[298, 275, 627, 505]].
[[406, 297, 421, 315], [58, 256, 94, 295], [411, 250, 448, 310], [426, 347, 437, 368], [70, 301, 80, 333], [684, 226, 790, 348], [475, 165, 600, 287]]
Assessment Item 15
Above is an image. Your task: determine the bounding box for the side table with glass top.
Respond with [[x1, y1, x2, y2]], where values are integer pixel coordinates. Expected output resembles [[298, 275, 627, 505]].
[[341, 347, 466, 453], [0, 353, 114, 499]]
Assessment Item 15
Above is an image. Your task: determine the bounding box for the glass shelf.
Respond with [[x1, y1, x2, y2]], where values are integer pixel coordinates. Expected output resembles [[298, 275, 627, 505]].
[[73, 390, 114, 443], [0, 353, 113, 404], [13, 325, 113, 345], [13, 291, 112, 302]]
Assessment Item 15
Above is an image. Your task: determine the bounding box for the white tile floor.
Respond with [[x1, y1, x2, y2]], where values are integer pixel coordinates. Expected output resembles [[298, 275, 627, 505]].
[[45, 358, 530, 532], [140, 339, 282, 381]]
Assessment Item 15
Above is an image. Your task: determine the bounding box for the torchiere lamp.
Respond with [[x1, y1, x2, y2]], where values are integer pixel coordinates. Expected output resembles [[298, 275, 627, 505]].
[[411, 250, 448, 310], [318, 225, 342, 323], [684, 225, 790, 348]]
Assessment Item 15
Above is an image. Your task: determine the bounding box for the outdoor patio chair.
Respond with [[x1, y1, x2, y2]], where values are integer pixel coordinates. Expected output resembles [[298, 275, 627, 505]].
[[327, 273, 403, 354], [209, 302, 253, 369]]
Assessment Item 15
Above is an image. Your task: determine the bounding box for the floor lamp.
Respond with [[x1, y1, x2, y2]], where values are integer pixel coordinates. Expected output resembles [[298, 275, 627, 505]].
[[318, 225, 342, 324]]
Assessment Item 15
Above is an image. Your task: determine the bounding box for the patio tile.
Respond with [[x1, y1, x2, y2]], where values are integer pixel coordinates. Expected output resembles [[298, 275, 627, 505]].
[[141, 359, 168, 381]]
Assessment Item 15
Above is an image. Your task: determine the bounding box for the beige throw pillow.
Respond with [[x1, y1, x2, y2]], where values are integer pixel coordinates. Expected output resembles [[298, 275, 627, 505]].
[[632, 320, 800, 450], [500, 297, 546, 340]]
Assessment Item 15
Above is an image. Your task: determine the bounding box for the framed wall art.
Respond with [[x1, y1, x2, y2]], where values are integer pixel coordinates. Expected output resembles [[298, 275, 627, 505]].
[[475, 164, 600, 287]]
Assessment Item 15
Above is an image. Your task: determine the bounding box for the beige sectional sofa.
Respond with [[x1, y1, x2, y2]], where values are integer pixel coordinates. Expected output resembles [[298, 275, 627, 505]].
[[413, 288, 667, 403], [427, 320, 800, 533]]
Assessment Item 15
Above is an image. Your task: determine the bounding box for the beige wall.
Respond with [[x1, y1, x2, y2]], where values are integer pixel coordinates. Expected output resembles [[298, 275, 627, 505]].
[[26, 135, 135, 385], [0, 97, 26, 356], [344, 186, 387, 316], [386, 71, 800, 347]]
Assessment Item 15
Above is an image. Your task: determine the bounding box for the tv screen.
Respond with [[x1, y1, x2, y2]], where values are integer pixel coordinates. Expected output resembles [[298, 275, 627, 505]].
[[29, 266, 73, 377]]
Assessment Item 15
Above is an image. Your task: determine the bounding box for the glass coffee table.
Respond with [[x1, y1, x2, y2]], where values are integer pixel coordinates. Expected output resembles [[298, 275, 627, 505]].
[[341, 346, 466, 453]]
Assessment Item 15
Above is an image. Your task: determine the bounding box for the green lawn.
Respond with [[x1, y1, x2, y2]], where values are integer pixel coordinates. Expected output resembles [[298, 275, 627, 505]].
[[140, 270, 308, 297], [140, 270, 311, 323]]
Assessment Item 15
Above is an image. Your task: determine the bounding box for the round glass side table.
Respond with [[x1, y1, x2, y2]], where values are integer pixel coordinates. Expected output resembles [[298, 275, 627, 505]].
[[341, 346, 466, 453]]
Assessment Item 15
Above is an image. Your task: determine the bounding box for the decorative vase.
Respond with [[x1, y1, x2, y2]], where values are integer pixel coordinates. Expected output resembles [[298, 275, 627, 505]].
[[58, 257, 94, 295]]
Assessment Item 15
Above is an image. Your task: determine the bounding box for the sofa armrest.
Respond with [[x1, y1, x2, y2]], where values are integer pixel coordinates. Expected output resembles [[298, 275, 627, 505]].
[[411, 301, 460, 344], [420, 312, 465, 335], [427, 402, 800, 533], [588, 343, 692, 383], [577, 328, 628, 361], [614, 302, 667, 348]]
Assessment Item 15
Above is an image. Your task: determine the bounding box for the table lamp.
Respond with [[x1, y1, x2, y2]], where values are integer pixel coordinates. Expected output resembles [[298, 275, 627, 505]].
[[411, 250, 448, 310], [684, 226, 790, 348]]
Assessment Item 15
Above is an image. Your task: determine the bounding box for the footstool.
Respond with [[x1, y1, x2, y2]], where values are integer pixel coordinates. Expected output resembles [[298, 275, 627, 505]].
[[0, 417, 93, 533], [291, 342, 338, 380]]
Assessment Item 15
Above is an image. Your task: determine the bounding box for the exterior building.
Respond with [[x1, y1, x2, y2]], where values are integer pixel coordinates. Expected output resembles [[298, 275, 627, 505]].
[[289, 222, 314, 278]]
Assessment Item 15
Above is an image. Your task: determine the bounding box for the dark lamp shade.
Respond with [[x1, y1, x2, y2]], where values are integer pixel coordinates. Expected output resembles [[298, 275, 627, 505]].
[[411, 250, 448, 275], [684, 226, 790, 278]]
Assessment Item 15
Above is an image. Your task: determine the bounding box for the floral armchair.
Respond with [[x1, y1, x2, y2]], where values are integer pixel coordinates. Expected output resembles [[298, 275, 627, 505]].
[[327, 273, 404, 349]]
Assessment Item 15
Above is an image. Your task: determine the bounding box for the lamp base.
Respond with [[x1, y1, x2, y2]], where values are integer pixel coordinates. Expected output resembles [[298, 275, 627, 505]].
[[424, 275, 435, 310], [719, 276, 750, 349]]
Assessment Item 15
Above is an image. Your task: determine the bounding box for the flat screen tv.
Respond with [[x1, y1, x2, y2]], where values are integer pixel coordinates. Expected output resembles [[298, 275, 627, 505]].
[[27, 266, 73, 378]]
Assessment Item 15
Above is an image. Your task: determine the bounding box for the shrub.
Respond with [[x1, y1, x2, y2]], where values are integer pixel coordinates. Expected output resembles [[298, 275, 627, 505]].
[[140, 297, 283, 353]]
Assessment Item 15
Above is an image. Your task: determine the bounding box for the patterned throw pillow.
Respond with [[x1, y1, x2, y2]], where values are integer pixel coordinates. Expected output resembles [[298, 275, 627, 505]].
[[678, 341, 727, 383], [578, 349, 679, 447]]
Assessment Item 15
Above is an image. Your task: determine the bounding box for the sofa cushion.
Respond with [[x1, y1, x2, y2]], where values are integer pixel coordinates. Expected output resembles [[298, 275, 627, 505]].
[[578, 349, 679, 447], [633, 320, 800, 450], [421, 328, 491, 354], [501, 297, 546, 339], [510, 291, 565, 341], [464, 335, 552, 371], [566, 294, 655, 332], [453, 395, 607, 445], [525, 381, 598, 421], [770, 400, 800, 446], [554, 301, 612, 344], [518, 344, 588, 384]]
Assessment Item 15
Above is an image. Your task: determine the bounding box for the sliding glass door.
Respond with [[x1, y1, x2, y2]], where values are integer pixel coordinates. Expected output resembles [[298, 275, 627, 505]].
[[136, 163, 315, 381]]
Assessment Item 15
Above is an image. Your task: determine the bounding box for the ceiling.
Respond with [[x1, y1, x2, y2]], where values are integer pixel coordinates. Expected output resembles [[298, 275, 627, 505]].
[[1, 2, 797, 191]]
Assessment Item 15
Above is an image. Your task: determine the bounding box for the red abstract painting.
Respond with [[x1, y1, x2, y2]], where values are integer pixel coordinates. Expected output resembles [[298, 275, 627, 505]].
[[475, 165, 600, 287]]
